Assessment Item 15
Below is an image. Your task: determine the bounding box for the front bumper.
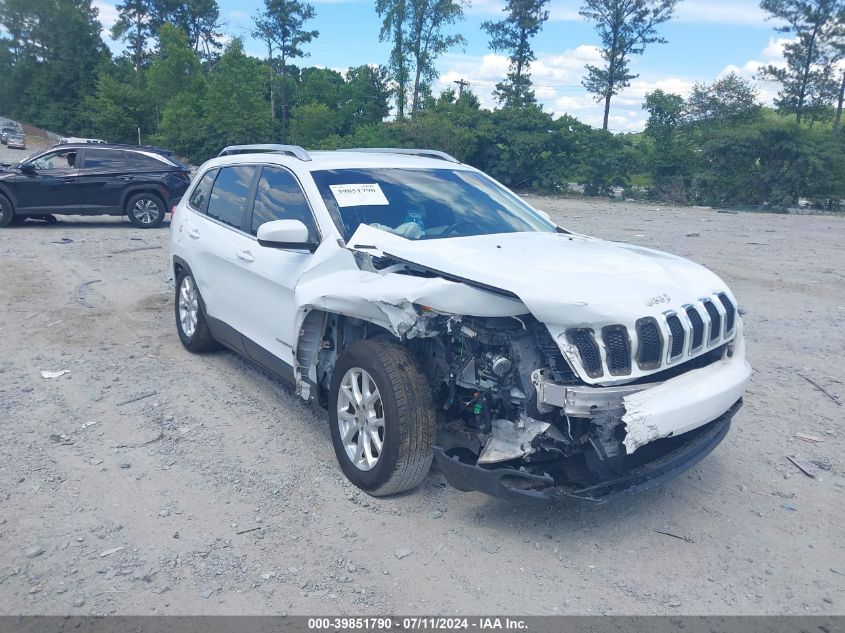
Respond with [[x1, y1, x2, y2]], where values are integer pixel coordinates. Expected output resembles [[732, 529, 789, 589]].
[[433, 399, 741, 502]]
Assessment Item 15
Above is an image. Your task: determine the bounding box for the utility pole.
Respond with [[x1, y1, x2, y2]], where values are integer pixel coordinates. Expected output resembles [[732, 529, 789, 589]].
[[453, 78, 470, 97]]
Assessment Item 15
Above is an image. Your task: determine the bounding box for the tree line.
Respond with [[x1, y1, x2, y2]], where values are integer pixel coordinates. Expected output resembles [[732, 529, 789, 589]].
[[0, 0, 844, 208]]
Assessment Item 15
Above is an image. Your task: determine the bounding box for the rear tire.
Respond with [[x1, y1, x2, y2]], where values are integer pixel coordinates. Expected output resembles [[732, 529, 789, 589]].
[[127, 193, 166, 228], [175, 269, 217, 353], [329, 339, 436, 497], [0, 194, 14, 228]]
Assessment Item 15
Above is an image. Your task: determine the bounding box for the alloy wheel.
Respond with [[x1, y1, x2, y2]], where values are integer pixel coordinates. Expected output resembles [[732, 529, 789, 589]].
[[337, 367, 385, 471], [178, 275, 199, 338], [132, 198, 160, 225]]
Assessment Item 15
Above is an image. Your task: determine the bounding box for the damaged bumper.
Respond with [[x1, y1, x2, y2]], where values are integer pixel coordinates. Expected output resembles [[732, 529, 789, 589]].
[[433, 399, 740, 502]]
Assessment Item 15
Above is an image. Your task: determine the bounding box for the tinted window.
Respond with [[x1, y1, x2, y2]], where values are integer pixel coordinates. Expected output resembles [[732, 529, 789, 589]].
[[250, 167, 316, 237], [188, 169, 217, 212], [206, 165, 255, 229], [128, 151, 175, 170], [83, 148, 126, 170]]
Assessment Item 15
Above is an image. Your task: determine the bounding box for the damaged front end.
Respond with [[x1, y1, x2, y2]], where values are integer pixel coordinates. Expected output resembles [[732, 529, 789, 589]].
[[405, 308, 750, 503], [310, 232, 752, 503]]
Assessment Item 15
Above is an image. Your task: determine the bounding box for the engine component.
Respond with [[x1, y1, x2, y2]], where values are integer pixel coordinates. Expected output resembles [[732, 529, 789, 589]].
[[477, 416, 550, 464]]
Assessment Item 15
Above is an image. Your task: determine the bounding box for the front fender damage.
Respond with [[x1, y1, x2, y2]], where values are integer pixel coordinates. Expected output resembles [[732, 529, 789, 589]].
[[290, 246, 529, 398]]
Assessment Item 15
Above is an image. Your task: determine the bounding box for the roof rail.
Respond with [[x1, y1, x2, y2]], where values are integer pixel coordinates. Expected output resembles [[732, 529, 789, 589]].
[[340, 148, 460, 164], [218, 144, 311, 161]]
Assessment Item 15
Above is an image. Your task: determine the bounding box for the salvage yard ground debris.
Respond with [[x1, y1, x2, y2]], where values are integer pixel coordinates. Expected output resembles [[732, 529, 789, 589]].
[[0, 197, 842, 615]]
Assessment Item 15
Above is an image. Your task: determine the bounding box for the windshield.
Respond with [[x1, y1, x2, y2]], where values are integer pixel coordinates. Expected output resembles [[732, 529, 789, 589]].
[[311, 168, 556, 241]]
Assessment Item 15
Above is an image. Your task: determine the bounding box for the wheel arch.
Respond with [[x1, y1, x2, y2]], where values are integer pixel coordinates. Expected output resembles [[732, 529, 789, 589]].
[[294, 308, 400, 405], [120, 185, 168, 212]]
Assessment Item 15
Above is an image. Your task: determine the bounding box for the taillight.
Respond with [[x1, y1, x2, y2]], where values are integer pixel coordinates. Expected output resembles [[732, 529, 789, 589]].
[[170, 205, 177, 218]]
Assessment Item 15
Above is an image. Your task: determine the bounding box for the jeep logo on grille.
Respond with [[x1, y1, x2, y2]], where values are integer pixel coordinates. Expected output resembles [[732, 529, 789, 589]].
[[646, 293, 671, 306]]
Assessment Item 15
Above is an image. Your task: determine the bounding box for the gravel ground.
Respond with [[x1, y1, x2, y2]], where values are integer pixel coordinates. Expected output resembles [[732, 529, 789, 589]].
[[0, 197, 842, 616]]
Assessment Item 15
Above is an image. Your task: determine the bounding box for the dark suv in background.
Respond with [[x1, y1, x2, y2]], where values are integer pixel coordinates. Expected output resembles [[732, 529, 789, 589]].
[[0, 143, 191, 228]]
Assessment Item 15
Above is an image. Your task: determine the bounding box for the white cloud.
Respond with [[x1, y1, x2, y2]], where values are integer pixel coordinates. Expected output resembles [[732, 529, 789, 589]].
[[434, 35, 804, 132], [93, 0, 119, 31]]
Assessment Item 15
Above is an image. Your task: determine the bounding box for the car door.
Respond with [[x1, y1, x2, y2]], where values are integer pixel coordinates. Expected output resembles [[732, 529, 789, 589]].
[[230, 165, 321, 374], [14, 148, 80, 214], [182, 164, 259, 344], [76, 148, 130, 213]]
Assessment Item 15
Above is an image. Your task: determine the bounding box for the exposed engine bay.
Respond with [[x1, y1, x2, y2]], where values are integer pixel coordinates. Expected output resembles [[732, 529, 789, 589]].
[[303, 230, 752, 501]]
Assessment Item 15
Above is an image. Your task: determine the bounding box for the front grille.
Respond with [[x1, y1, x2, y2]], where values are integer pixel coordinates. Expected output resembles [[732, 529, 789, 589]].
[[566, 328, 603, 378], [703, 300, 722, 342], [601, 325, 631, 375], [635, 318, 663, 369], [718, 293, 736, 334], [685, 306, 705, 350], [558, 292, 736, 381], [665, 313, 685, 359]]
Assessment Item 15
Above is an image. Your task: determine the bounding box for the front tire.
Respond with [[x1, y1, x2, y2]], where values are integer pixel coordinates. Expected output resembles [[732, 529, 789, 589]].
[[0, 194, 14, 228], [175, 269, 216, 352], [127, 193, 166, 228], [329, 339, 436, 497]]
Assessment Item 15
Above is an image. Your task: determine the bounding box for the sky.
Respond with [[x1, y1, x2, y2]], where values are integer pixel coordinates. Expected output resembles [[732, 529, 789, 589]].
[[92, 0, 792, 132]]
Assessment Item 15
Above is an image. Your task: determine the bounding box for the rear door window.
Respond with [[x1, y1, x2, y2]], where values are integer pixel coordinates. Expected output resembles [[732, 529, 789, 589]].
[[82, 148, 127, 170], [249, 166, 317, 239], [206, 165, 256, 229]]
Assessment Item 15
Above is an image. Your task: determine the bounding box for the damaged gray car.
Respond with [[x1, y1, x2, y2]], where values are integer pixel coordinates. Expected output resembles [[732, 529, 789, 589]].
[[171, 145, 752, 502]]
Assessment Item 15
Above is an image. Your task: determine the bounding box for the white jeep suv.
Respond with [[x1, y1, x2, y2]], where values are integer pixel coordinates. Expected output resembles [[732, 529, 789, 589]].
[[170, 145, 751, 501]]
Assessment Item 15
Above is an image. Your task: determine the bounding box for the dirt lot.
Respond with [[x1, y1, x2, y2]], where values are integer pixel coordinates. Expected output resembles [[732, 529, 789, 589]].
[[0, 198, 843, 616]]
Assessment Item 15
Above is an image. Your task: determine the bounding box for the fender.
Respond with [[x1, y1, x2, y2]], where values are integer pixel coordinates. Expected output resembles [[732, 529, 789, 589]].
[[0, 180, 19, 208], [118, 183, 170, 211]]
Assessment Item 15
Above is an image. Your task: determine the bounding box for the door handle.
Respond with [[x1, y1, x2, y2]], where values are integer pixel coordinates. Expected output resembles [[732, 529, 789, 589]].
[[187, 227, 200, 239], [63, 177, 75, 183], [236, 249, 255, 263]]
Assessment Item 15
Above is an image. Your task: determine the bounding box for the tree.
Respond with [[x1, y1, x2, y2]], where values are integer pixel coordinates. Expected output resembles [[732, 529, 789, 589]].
[[252, 0, 318, 133], [341, 65, 391, 131], [406, 0, 466, 113], [86, 59, 155, 142], [147, 24, 204, 122], [481, 0, 549, 107], [111, 0, 154, 79], [290, 102, 338, 146], [685, 72, 762, 124], [200, 39, 272, 155], [376, 0, 410, 118], [758, 0, 845, 124], [0, 0, 109, 133], [150, 0, 223, 61], [580, 0, 678, 130], [643, 89, 689, 201]]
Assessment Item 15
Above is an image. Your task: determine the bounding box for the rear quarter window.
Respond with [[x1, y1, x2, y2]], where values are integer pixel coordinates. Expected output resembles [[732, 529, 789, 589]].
[[128, 151, 176, 170], [188, 168, 217, 212]]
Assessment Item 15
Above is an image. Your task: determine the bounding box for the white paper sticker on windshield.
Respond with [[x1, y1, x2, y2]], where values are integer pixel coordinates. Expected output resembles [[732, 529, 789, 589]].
[[329, 183, 389, 207]]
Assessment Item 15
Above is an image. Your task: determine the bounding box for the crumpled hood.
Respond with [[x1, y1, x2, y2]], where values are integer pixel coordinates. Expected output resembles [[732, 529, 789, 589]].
[[348, 224, 733, 327]]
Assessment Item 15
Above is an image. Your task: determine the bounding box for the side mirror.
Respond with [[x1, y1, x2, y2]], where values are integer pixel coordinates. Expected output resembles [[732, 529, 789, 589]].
[[257, 219, 317, 252], [19, 163, 35, 173]]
